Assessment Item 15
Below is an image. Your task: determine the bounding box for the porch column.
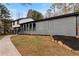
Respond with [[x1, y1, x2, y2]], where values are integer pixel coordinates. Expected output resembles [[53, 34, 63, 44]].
[[27, 24, 28, 32], [22, 24, 24, 33], [28, 24, 30, 32], [21, 25, 23, 34], [26, 24, 27, 32], [31, 23, 33, 32]]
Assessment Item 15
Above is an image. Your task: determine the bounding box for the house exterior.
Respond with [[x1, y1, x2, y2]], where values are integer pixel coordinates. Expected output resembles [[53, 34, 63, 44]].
[[12, 17, 34, 34], [12, 13, 79, 36]]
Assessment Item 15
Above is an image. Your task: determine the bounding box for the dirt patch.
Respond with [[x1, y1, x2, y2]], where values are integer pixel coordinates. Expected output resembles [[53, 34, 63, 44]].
[[11, 35, 79, 56]]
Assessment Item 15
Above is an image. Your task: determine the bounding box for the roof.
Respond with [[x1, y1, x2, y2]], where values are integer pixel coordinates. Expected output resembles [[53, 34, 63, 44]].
[[12, 17, 33, 22], [20, 13, 79, 24]]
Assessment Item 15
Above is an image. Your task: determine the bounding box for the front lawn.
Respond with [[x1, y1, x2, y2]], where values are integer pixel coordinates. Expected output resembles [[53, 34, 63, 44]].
[[11, 35, 79, 56]]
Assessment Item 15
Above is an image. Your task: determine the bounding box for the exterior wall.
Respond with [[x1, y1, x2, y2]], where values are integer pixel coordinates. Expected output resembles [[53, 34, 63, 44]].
[[35, 21, 49, 35], [76, 16, 79, 35], [12, 21, 20, 28], [22, 21, 49, 35], [34, 16, 76, 36], [12, 18, 34, 28], [50, 17, 76, 36], [20, 16, 76, 36], [12, 18, 34, 34]]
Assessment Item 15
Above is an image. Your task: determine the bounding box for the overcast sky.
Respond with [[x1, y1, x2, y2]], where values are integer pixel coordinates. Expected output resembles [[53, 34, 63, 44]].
[[5, 3, 52, 20]]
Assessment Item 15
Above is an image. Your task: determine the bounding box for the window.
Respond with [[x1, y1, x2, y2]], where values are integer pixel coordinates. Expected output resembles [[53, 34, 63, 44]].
[[17, 20, 19, 24], [33, 23, 36, 31], [13, 21, 15, 25]]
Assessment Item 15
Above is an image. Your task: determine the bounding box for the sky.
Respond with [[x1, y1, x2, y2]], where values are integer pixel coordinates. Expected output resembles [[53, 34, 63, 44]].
[[5, 3, 52, 20]]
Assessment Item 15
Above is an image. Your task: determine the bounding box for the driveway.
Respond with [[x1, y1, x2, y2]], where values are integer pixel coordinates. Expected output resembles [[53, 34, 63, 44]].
[[0, 35, 21, 56]]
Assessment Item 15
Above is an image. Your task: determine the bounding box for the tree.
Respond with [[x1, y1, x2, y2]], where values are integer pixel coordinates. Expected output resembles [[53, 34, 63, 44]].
[[73, 3, 79, 13], [45, 9, 53, 18], [50, 3, 62, 13], [50, 3, 62, 12], [50, 3, 74, 15], [27, 9, 33, 18], [61, 3, 74, 14], [50, 3, 79, 15], [0, 3, 12, 34], [27, 9, 43, 20], [0, 4, 10, 18]]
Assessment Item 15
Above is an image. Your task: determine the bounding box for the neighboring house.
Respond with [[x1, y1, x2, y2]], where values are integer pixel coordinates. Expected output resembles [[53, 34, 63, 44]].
[[19, 13, 79, 36], [12, 17, 34, 34]]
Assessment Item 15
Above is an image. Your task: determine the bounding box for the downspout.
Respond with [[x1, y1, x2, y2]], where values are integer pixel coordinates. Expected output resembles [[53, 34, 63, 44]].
[[74, 4, 78, 36], [76, 15, 78, 36]]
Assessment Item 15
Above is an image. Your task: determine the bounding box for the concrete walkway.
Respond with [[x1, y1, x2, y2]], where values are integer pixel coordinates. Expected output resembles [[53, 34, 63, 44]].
[[0, 35, 21, 56]]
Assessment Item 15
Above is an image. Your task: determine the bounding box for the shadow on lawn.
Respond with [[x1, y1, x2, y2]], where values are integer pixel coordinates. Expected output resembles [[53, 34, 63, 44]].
[[53, 35, 79, 51]]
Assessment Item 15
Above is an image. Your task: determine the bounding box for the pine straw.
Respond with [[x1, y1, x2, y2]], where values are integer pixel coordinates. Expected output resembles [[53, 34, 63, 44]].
[[11, 35, 79, 56]]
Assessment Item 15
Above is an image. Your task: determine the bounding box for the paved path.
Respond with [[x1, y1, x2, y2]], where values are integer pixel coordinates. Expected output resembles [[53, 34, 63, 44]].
[[0, 35, 21, 56]]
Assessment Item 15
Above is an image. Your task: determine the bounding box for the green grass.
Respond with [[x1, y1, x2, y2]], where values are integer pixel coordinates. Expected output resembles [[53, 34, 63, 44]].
[[11, 35, 79, 56]]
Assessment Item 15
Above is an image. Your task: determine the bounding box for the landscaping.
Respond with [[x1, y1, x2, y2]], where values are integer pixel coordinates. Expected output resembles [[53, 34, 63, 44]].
[[11, 35, 79, 56]]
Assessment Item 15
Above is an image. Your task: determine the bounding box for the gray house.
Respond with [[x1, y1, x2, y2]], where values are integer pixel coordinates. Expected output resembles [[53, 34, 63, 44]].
[[12, 13, 79, 36]]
